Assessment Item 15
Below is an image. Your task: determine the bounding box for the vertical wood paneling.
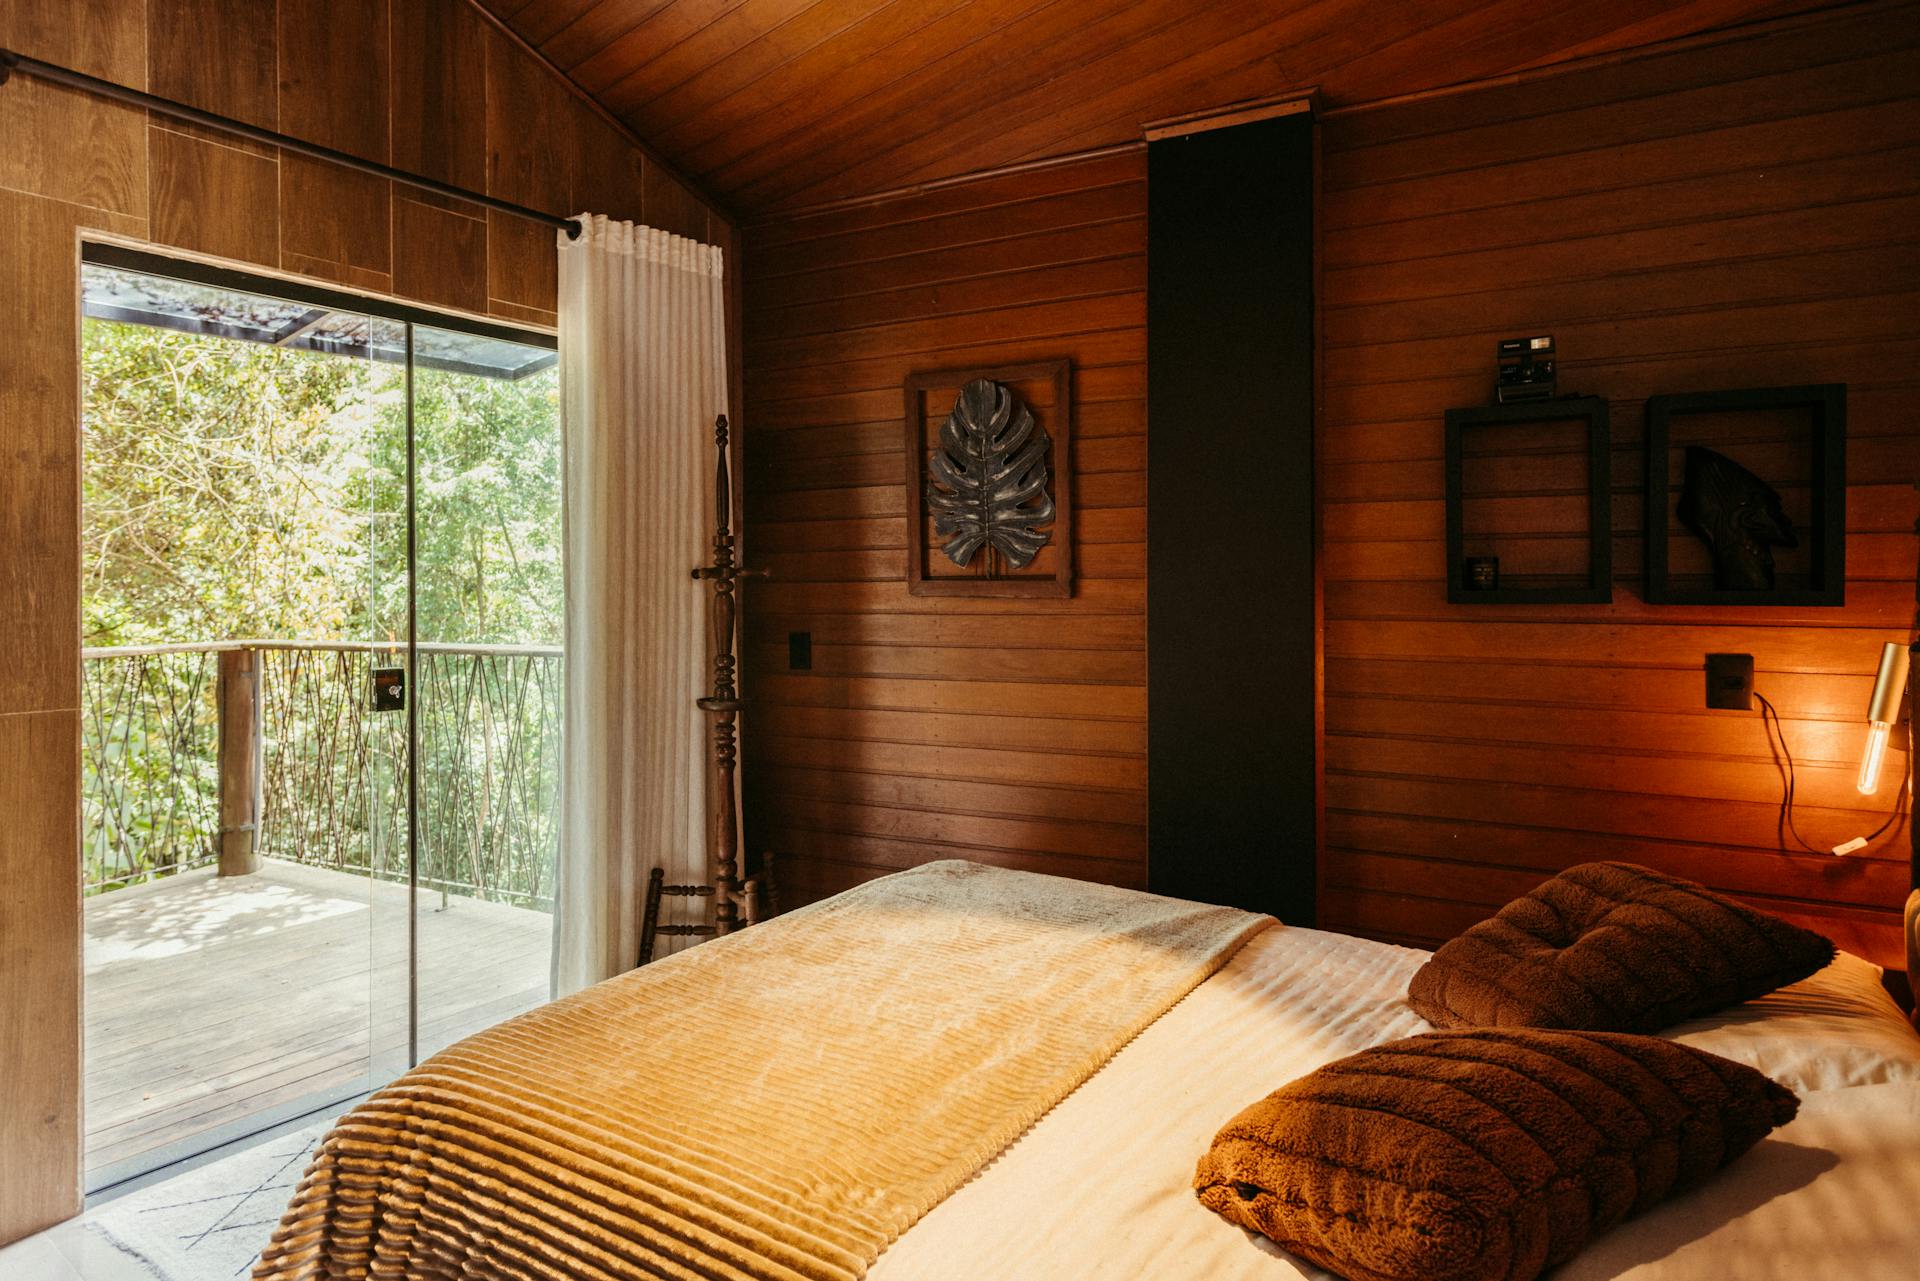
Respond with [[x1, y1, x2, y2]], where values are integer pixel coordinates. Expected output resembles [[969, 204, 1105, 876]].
[[0, 0, 146, 216], [0, 193, 86, 719], [742, 150, 1150, 909], [393, 191, 490, 313], [147, 126, 281, 264], [278, 0, 394, 289], [1316, 3, 1920, 965], [0, 185, 140, 1243], [569, 108, 648, 226], [0, 710, 83, 1240], [147, 0, 279, 129], [485, 23, 565, 310], [391, 0, 489, 194], [0, 0, 735, 1241]]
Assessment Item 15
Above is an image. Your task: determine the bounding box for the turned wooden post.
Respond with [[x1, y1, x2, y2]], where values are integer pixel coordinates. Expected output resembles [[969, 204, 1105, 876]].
[[694, 416, 744, 934], [692, 415, 766, 935], [217, 646, 262, 877]]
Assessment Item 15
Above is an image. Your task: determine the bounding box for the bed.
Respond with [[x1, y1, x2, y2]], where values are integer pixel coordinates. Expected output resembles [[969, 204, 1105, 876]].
[[254, 861, 1920, 1281]]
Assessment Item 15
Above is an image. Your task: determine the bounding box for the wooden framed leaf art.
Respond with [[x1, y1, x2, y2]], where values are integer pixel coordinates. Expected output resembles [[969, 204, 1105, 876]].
[[904, 360, 1074, 598]]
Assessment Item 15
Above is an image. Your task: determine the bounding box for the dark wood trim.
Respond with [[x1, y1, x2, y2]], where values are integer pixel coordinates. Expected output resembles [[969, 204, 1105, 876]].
[[1143, 93, 1317, 141], [1312, 117, 1330, 933]]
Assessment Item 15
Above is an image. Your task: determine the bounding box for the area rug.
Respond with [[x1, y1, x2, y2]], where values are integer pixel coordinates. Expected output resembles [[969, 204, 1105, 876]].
[[86, 1124, 325, 1281]]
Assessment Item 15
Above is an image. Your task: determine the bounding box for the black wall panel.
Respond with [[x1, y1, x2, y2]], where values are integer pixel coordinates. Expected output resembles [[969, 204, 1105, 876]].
[[1147, 113, 1316, 922]]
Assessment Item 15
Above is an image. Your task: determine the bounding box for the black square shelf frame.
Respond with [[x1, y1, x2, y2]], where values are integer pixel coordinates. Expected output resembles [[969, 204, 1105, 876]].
[[1445, 396, 1613, 605], [1644, 383, 1846, 608]]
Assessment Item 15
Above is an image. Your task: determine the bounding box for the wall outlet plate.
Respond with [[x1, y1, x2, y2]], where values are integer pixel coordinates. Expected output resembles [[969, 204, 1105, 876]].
[[788, 631, 812, 671], [1705, 653, 1754, 710]]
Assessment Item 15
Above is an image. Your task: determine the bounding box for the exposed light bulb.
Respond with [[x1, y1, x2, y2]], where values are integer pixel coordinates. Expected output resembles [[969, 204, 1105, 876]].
[[1856, 719, 1891, 796], [1855, 641, 1909, 797]]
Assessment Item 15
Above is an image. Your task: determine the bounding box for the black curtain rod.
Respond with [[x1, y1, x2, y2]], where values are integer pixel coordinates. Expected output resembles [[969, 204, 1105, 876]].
[[0, 47, 583, 239]]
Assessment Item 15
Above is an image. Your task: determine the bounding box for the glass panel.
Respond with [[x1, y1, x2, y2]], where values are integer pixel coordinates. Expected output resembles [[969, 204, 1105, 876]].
[[411, 324, 557, 381], [365, 318, 414, 1087], [79, 281, 383, 1190], [409, 324, 562, 1060], [76, 252, 559, 1187], [82, 262, 321, 343], [81, 265, 554, 378]]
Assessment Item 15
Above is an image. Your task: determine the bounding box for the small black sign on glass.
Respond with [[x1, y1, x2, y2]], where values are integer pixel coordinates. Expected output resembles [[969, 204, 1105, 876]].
[[370, 666, 406, 712]]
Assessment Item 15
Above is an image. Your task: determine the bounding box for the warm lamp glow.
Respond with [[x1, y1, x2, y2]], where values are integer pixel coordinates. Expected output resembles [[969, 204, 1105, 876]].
[[1854, 641, 1909, 797], [1856, 719, 1891, 795]]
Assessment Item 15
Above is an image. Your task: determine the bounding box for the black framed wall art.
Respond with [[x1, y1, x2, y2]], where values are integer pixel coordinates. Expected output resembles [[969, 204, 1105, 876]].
[[1444, 396, 1612, 605], [1643, 383, 1845, 607]]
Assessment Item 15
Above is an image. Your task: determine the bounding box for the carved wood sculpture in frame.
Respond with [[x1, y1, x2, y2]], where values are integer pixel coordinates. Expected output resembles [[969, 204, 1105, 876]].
[[1643, 383, 1846, 607], [905, 361, 1074, 597]]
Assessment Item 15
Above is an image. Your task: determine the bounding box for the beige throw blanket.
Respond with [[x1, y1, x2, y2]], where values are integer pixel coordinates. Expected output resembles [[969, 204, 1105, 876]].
[[254, 860, 1267, 1281]]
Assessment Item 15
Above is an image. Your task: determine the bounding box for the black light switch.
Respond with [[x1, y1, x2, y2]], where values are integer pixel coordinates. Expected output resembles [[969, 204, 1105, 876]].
[[1705, 653, 1754, 710], [788, 631, 812, 671]]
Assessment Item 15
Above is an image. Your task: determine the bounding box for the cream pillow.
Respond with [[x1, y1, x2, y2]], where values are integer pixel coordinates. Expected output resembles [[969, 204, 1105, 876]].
[[1667, 950, 1920, 1093]]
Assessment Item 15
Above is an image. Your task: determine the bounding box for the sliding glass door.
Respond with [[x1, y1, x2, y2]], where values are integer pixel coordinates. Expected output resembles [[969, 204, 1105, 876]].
[[408, 324, 562, 1062], [78, 246, 561, 1192]]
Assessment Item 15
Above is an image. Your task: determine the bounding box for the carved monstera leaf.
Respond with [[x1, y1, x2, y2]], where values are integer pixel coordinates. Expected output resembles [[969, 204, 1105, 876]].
[[926, 378, 1056, 570]]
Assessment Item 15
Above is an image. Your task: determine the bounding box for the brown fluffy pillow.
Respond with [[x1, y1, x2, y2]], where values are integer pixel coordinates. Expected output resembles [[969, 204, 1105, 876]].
[[1194, 1029, 1798, 1281], [1406, 861, 1834, 1033]]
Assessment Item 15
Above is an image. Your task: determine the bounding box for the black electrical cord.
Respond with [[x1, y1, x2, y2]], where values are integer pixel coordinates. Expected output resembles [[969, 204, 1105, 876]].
[[1754, 691, 1909, 855]]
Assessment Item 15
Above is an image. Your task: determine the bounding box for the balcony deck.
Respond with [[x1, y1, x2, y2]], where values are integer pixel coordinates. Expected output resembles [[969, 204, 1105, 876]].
[[84, 859, 551, 1186]]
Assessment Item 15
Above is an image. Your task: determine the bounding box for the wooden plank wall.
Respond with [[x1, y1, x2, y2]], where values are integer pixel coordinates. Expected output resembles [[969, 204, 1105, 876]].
[[1316, 3, 1920, 964], [741, 4, 1919, 963], [739, 151, 1150, 907], [0, 0, 733, 1242]]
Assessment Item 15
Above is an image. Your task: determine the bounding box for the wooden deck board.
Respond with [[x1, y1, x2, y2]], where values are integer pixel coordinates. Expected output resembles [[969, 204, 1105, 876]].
[[84, 859, 551, 1181]]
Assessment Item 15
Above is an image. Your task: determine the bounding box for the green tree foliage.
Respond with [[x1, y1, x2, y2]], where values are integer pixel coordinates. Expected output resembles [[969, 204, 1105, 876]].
[[81, 322, 374, 646], [411, 352, 563, 645], [80, 319, 563, 904], [81, 321, 563, 648]]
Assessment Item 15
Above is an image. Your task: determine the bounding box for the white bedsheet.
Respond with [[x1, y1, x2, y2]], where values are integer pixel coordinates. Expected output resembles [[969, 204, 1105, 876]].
[[869, 922, 1920, 1281]]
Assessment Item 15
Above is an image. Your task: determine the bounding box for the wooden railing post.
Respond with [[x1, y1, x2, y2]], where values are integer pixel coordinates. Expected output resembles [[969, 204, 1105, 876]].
[[218, 646, 261, 877]]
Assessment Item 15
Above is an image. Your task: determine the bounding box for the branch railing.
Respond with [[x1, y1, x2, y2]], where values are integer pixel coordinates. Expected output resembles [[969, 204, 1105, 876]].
[[81, 640, 563, 909]]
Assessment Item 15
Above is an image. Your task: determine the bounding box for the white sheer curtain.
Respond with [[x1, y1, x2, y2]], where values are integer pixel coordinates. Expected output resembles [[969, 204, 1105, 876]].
[[552, 215, 728, 996]]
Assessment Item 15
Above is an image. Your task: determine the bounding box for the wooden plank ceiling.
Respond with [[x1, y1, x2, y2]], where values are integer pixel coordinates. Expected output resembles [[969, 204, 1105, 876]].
[[474, 0, 1827, 213]]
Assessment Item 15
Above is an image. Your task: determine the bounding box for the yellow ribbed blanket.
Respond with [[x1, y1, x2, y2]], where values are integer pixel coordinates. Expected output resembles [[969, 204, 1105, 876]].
[[253, 860, 1267, 1281]]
